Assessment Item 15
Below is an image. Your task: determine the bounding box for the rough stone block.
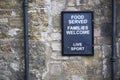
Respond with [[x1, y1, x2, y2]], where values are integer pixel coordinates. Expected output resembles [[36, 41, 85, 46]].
[[72, 75, 84, 80], [51, 42, 61, 51], [51, 33, 61, 41], [7, 28, 20, 37], [0, 44, 13, 53], [116, 59, 120, 79], [51, 52, 69, 60], [86, 67, 95, 77], [65, 7, 78, 11], [0, 62, 8, 70], [51, 0, 66, 16], [62, 61, 85, 75], [0, 18, 8, 23], [9, 18, 23, 27], [88, 0, 94, 6], [0, 1, 17, 9], [97, 37, 112, 45], [52, 16, 61, 28], [50, 63, 62, 76], [76, 0, 87, 6], [102, 45, 111, 58], [94, 37, 97, 45], [101, 23, 112, 37], [93, 0, 100, 5], [0, 75, 10, 80], [94, 27, 101, 37], [117, 41, 120, 57], [67, 0, 75, 7], [10, 63, 19, 71]]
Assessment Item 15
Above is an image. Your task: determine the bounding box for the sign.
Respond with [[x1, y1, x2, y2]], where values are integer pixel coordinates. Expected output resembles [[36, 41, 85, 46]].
[[61, 11, 94, 56]]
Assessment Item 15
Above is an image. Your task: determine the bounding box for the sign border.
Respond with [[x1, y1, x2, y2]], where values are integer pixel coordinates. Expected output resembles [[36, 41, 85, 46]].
[[61, 11, 94, 56]]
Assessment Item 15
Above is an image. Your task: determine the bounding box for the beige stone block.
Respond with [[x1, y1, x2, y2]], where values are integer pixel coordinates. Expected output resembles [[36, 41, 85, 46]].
[[50, 63, 62, 76], [0, 18, 8, 23], [97, 37, 112, 45], [94, 37, 97, 45], [9, 18, 23, 27], [94, 28, 101, 37], [52, 16, 60, 27], [51, 52, 69, 60], [51, 42, 61, 51], [72, 75, 84, 80], [76, 0, 87, 6], [51, 33, 61, 41], [67, 0, 75, 7], [51, 0, 66, 16], [62, 61, 85, 75]]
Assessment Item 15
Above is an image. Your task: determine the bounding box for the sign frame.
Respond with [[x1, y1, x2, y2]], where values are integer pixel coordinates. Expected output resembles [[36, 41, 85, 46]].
[[61, 11, 94, 56]]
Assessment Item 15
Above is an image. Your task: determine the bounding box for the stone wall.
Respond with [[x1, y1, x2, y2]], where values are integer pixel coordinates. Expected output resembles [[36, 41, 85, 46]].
[[0, 0, 120, 80]]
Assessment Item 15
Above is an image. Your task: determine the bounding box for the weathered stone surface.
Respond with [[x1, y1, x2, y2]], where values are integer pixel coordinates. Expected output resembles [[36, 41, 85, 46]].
[[102, 58, 111, 79], [0, 1, 19, 9], [0, 0, 120, 80], [51, 33, 61, 41], [71, 75, 84, 80], [62, 61, 85, 75], [0, 18, 8, 23], [102, 45, 111, 58], [101, 23, 112, 37], [76, 0, 88, 6], [50, 63, 62, 76], [52, 16, 61, 28], [10, 63, 20, 71], [97, 37, 112, 45], [0, 75, 10, 80], [94, 27, 101, 37], [51, 0, 66, 16], [9, 18, 23, 27], [51, 52, 69, 60], [51, 42, 61, 51], [67, 0, 76, 7]]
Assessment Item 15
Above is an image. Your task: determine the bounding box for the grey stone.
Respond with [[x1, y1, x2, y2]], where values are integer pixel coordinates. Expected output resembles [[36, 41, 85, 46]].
[[72, 75, 84, 80], [117, 41, 120, 58], [9, 71, 24, 80], [10, 63, 19, 71], [51, 0, 66, 16], [51, 42, 61, 51], [97, 37, 112, 45], [50, 63, 62, 76], [76, 0, 87, 6], [102, 45, 111, 58], [86, 67, 95, 77], [101, 23, 112, 37], [93, 0, 100, 5], [67, 0, 75, 7], [7, 28, 20, 37], [94, 27, 101, 37], [0, 18, 8, 23], [52, 16, 61, 28], [65, 7, 78, 11], [0, 75, 10, 80], [51, 33, 61, 41], [0, 70, 10, 75], [102, 59, 111, 79]]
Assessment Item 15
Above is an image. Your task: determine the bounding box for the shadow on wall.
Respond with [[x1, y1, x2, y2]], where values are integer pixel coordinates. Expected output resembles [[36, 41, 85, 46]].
[[117, 0, 120, 37], [116, 0, 120, 80]]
